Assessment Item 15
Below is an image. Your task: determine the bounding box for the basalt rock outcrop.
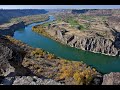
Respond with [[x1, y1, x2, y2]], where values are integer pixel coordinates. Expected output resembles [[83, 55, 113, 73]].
[[63, 35, 119, 56], [0, 35, 32, 77], [44, 22, 120, 56], [0, 21, 25, 36], [0, 9, 48, 24], [0, 36, 62, 85], [71, 9, 120, 16], [0, 35, 100, 85], [0, 44, 15, 76], [1, 76, 63, 85], [102, 72, 120, 85]]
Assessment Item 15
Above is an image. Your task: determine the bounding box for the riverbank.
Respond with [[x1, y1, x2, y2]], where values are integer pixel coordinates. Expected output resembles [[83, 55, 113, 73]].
[[32, 15, 120, 57], [0, 14, 49, 36], [0, 35, 100, 85], [32, 23, 117, 57], [0, 9, 48, 24], [30, 15, 120, 74], [0, 22, 25, 36], [0, 14, 120, 85]]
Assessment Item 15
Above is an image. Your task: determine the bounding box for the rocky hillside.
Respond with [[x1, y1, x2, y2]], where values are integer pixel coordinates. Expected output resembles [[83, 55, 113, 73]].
[[1, 35, 120, 85], [10, 14, 49, 25], [32, 14, 120, 56], [0, 9, 48, 24], [1, 76, 63, 85], [71, 9, 120, 16], [0, 35, 100, 85], [72, 9, 90, 14], [0, 14, 49, 36], [0, 22, 25, 36]]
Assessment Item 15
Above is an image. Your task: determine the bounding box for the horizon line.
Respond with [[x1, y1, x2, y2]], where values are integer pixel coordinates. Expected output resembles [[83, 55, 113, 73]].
[[0, 5, 120, 9]]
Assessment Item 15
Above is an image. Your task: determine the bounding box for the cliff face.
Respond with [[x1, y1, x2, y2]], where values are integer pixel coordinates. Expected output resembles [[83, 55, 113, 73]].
[[0, 9, 48, 24], [71, 9, 120, 16], [43, 19, 120, 56], [65, 35, 118, 56], [0, 35, 29, 77], [0, 42, 63, 85], [0, 35, 100, 85], [0, 44, 15, 76], [0, 22, 25, 36], [55, 30, 119, 56]]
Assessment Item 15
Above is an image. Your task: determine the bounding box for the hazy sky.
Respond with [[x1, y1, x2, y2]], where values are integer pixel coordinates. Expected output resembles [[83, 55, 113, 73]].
[[0, 5, 120, 9]]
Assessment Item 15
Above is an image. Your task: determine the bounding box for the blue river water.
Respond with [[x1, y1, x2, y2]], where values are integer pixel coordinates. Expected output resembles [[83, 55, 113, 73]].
[[13, 15, 120, 74]]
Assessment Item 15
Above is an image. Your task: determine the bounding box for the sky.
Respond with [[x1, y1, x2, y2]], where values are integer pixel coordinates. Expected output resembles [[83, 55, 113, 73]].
[[0, 5, 120, 9]]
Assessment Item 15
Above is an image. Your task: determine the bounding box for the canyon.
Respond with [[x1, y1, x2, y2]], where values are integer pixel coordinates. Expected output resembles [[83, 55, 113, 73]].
[[34, 13, 120, 57], [0, 9, 48, 24], [1, 9, 120, 85]]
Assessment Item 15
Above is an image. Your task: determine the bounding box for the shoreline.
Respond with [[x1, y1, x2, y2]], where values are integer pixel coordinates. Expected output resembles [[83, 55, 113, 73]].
[[0, 15, 50, 36], [32, 25, 119, 58], [0, 35, 100, 85]]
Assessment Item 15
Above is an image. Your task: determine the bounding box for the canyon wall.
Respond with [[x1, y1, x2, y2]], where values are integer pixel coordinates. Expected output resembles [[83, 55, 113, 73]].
[[56, 30, 119, 56], [0, 9, 48, 24], [0, 22, 25, 36]]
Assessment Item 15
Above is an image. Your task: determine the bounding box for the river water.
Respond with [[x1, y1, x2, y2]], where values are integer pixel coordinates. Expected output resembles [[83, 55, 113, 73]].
[[13, 15, 120, 74]]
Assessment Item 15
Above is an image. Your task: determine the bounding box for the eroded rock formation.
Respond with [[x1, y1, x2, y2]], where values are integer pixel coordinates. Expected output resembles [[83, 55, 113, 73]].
[[102, 72, 120, 85], [1, 76, 63, 85], [0, 22, 25, 36], [0, 44, 15, 76], [44, 20, 120, 56]]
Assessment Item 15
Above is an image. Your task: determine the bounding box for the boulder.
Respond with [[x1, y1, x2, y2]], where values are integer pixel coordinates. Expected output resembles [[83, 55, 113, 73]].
[[11, 76, 63, 85], [0, 77, 15, 85], [102, 72, 120, 85]]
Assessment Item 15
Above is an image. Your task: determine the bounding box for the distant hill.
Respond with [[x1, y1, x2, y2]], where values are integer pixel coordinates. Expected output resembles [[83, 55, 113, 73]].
[[71, 9, 90, 14], [46, 9, 72, 13], [71, 9, 120, 16], [0, 9, 48, 24]]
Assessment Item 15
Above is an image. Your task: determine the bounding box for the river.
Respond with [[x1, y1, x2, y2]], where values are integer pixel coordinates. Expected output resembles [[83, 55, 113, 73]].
[[13, 15, 120, 74]]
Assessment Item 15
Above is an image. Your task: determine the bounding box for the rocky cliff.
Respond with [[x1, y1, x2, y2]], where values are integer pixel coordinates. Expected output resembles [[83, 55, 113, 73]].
[[0, 44, 14, 76], [42, 20, 120, 56], [0, 22, 25, 36], [1, 33, 120, 85], [62, 35, 119, 56], [0, 35, 62, 85], [0, 9, 48, 24], [71, 9, 120, 16], [0, 35, 100, 85]]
